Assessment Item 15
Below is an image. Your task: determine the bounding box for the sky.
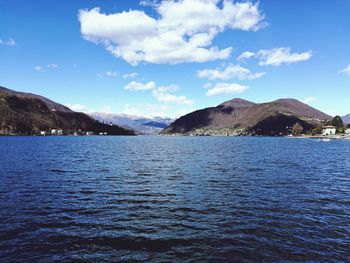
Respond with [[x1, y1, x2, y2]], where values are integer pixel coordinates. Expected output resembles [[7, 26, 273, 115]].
[[1, 0, 350, 118]]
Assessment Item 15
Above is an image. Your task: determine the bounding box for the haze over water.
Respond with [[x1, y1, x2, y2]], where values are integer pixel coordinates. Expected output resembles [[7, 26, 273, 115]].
[[1, 136, 349, 261]]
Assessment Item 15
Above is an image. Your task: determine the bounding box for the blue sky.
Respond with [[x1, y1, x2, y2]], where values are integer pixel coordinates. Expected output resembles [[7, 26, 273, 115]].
[[1, 0, 350, 117]]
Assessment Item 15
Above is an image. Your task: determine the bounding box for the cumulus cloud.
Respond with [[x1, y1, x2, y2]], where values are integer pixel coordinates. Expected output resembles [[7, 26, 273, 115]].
[[237, 47, 312, 66], [237, 51, 255, 62], [0, 38, 16, 46], [65, 104, 116, 113], [302, 97, 317, 104], [124, 81, 156, 91], [197, 64, 265, 80], [339, 65, 350, 76], [97, 71, 117, 78], [123, 103, 171, 117], [257, 47, 312, 66], [34, 64, 59, 71], [123, 81, 193, 105], [123, 72, 138, 79], [152, 85, 193, 105], [139, 0, 160, 7], [206, 82, 248, 96], [123, 103, 193, 118], [34, 66, 43, 71], [105, 71, 117, 77], [78, 0, 265, 65]]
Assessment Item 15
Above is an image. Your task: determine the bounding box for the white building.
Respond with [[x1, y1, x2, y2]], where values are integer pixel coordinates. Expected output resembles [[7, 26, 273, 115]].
[[86, 131, 93, 136], [51, 129, 63, 135], [345, 128, 350, 135], [322, 126, 336, 136], [40, 131, 47, 136]]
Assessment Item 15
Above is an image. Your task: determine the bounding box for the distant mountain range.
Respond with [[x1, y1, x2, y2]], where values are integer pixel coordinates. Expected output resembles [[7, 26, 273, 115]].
[[88, 112, 174, 135], [0, 86, 133, 135], [342, 114, 350, 124], [162, 98, 331, 136], [1, 86, 340, 137]]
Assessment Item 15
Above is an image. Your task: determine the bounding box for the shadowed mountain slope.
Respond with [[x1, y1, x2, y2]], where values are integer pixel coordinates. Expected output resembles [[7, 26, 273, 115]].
[[162, 98, 331, 136], [0, 86, 134, 135]]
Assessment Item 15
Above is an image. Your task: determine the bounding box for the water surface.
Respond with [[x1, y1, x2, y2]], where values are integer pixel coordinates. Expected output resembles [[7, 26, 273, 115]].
[[0, 136, 349, 261]]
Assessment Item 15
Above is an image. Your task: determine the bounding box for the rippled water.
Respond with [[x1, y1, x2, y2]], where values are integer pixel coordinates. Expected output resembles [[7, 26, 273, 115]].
[[0, 136, 350, 262]]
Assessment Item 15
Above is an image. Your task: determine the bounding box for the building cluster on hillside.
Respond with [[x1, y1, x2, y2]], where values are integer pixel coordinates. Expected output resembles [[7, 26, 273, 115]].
[[189, 127, 247, 136]]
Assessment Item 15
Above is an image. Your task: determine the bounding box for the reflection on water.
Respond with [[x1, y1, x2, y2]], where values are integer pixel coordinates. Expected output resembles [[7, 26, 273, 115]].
[[0, 136, 350, 261]]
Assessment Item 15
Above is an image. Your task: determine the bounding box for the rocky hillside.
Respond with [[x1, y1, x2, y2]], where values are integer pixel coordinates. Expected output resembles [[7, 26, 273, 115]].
[[0, 86, 134, 135], [162, 98, 331, 136]]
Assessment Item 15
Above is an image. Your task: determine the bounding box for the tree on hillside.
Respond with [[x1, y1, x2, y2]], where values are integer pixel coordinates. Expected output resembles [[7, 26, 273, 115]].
[[332, 116, 344, 133], [311, 124, 323, 135], [292, 122, 303, 136], [332, 116, 344, 128]]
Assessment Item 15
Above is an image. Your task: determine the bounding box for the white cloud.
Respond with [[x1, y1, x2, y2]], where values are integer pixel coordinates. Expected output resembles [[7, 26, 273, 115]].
[[123, 103, 172, 118], [206, 82, 248, 96], [139, 0, 159, 7], [156, 84, 178, 92], [97, 71, 117, 78], [123, 72, 138, 79], [78, 1, 265, 65], [65, 103, 92, 112], [339, 65, 350, 76], [302, 97, 317, 104], [105, 71, 117, 77], [47, 64, 58, 68], [98, 105, 113, 113], [34, 64, 59, 71], [237, 51, 255, 62], [124, 81, 156, 91], [257, 47, 312, 66], [123, 81, 193, 105], [197, 64, 265, 80], [65, 104, 115, 113], [0, 38, 16, 46], [203, 82, 212, 89], [122, 103, 193, 118], [152, 86, 193, 105]]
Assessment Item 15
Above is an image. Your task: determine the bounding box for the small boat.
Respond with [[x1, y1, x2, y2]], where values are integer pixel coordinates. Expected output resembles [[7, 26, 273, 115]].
[[319, 138, 331, 142]]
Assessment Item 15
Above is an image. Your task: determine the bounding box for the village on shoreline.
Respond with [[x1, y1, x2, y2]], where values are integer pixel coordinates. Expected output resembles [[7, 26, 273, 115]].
[[19, 116, 350, 139], [164, 115, 350, 140]]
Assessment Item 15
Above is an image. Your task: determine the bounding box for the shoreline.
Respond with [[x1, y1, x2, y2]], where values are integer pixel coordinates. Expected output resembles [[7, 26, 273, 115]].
[[1, 134, 350, 140]]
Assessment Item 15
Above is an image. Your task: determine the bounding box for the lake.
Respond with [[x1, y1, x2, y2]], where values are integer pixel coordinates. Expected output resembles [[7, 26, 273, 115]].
[[0, 136, 349, 261]]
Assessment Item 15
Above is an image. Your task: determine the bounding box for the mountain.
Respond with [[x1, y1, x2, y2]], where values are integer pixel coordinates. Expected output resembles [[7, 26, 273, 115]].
[[142, 121, 168, 128], [342, 114, 350, 124], [162, 98, 331, 136], [0, 86, 133, 135], [88, 112, 173, 135]]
